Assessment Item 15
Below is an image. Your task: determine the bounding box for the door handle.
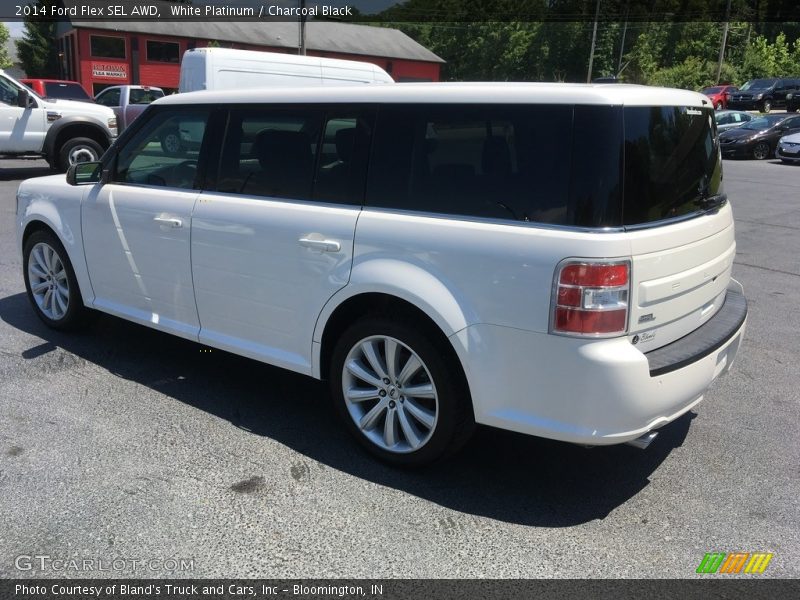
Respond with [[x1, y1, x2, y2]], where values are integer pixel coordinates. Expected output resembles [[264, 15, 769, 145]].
[[153, 216, 183, 228], [298, 236, 341, 253]]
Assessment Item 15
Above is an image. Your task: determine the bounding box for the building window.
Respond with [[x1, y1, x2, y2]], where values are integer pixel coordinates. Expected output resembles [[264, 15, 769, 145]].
[[91, 35, 126, 59], [146, 40, 180, 63]]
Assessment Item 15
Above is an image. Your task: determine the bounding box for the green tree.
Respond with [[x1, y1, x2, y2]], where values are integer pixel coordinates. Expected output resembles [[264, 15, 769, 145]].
[[0, 23, 12, 69], [16, 0, 60, 78]]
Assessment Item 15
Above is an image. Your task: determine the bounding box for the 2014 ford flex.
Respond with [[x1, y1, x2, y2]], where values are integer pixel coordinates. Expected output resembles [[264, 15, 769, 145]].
[[16, 84, 747, 465]]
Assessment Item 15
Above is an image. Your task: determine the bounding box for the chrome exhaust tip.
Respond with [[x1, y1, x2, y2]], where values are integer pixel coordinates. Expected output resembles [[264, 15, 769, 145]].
[[626, 431, 658, 450]]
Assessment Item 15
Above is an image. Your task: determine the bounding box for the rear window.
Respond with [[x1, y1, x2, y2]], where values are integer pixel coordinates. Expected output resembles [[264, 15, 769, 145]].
[[623, 106, 720, 226], [44, 82, 92, 102], [129, 88, 165, 105]]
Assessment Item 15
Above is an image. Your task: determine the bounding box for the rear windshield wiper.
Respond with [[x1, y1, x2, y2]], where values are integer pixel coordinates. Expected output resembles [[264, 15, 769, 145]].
[[694, 193, 727, 210]]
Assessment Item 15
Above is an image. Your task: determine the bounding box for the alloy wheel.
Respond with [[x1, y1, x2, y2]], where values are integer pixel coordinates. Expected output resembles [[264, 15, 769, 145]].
[[27, 242, 70, 320], [341, 335, 439, 454]]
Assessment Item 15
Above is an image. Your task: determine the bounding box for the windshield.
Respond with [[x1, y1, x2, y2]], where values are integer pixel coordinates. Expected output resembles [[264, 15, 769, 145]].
[[740, 79, 777, 91], [742, 116, 783, 130], [702, 87, 723, 94], [44, 82, 92, 102], [623, 106, 721, 226]]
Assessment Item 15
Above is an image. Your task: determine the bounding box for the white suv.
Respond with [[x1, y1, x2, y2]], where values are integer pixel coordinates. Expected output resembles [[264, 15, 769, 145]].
[[16, 83, 747, 465], [0, 69, 117, 171]]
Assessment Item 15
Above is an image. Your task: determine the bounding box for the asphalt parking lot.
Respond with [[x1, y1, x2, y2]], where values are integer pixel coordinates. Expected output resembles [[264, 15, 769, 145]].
[[0, 157, 798, 579]]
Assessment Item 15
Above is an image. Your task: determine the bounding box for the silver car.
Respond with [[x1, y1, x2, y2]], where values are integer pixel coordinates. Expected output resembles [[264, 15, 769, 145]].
[[715, 110, 753, 132], [776, 131, 800, 163]]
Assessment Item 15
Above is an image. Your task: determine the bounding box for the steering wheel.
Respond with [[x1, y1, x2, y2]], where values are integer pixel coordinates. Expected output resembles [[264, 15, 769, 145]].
[[172, 160, 198, 188]]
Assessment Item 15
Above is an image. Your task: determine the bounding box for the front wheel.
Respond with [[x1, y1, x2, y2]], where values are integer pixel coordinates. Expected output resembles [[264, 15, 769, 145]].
[[761, 100, 772, 113], [23, 230, 86, 329], [715, 101, 723, 110], [330, 316, 474, 466], [56, 137, 103, 172], [752, 142, 771, 160]]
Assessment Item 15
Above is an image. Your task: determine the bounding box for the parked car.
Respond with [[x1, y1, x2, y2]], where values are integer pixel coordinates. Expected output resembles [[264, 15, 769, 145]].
[[719, 113, 800, 159], [21, 79, 94, 103], [95, 85, 164, 133], [727, 77, 800, 113], [786, 91, 799, 113], [0, 69, 116, 171], [714, 110, 753, 132], [16, 83, 747, 465], [775, 131, 800, 163], [701, 84, 738, 110]]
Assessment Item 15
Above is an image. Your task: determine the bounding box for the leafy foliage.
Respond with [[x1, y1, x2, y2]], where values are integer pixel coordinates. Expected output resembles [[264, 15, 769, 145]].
[[16, 0, 60, 78], [366, 1, 800, 90], [0, 23, 12, 70]]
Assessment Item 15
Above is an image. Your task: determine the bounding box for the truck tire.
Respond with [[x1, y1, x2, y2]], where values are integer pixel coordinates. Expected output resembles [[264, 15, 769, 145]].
[[160, 129, 183, 156], [56, 137, 103, 172]]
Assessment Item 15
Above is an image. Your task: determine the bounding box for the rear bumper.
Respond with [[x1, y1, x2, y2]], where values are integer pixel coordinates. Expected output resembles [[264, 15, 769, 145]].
[[451, 280, 747, 446]]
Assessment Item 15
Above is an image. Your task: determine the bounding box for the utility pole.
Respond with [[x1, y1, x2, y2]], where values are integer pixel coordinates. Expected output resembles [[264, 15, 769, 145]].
[[298, 0, 307, 56], [587, 0, 601, 83], [715, 0, 732, 83], [617, 2, 629, 77]]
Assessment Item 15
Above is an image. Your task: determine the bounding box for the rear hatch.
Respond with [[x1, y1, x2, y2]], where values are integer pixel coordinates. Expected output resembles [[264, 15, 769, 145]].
[[621, 105, 734, 353]]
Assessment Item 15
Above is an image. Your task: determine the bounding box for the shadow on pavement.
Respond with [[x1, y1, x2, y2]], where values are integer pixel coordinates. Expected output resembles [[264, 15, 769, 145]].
[[0, 164, 54, 181], [0, 291, 692, 527]]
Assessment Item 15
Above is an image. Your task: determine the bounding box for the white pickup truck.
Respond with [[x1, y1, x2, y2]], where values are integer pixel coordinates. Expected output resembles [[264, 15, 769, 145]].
[[0, 69, 117, 171]]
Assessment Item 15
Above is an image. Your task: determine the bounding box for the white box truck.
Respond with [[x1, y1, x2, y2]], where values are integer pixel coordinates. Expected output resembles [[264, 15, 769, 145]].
[[178, 47, 394, 93]]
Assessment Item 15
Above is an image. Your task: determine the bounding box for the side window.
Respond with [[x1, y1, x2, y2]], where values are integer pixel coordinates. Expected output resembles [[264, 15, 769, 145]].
[[0, 76, 21, 105], [313, 111, 373, 204], [718, 114, 732, 125], [367, 104, 584, 225], [217, 108, 322, 201], [96, 88, 120, 107], [114, 109, 210, 189]]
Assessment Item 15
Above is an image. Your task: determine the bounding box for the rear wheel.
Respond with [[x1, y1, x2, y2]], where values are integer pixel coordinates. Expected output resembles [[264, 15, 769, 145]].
[[330, 315, 474, 466], [23, 230, 87, 330], [752, 142, 771, 160]]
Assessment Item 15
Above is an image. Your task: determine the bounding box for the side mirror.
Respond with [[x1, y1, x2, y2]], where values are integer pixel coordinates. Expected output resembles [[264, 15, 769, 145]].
[[17, 88, 32, 108], [66, 161, 103, 186]]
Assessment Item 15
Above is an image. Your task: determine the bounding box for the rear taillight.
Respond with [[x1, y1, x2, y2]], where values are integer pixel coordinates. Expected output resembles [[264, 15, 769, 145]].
[[551, 260, 630, 337]]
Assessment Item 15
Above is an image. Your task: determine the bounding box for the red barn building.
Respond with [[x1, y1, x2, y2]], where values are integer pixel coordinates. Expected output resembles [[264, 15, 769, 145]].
[[55, 16, 444, 96]]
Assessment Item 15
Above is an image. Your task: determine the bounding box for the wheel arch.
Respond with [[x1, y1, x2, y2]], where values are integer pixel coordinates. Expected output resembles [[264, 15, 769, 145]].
[[313, 261, 478, 384], [43, 117, 112, 163], [21, 217, 94, 306]]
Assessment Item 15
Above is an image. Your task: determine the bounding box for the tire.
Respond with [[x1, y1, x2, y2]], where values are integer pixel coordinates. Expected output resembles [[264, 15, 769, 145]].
[[23, 229, 87, 330], [761, 99, 772, 113], [715, 101, 723, 111], [160, 129, 183, 155], [329, 315, 475, 466], [56, 137, 103, 172], [752, 142, 771, 160]]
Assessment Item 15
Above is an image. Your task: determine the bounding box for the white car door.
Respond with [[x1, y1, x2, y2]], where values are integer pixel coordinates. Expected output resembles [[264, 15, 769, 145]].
[[0, 74, 46, 152], [82, 108, 211, 340], [191, 107, 372, 374]]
